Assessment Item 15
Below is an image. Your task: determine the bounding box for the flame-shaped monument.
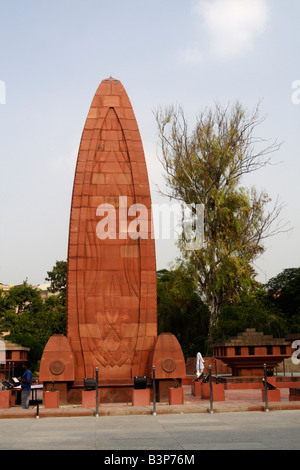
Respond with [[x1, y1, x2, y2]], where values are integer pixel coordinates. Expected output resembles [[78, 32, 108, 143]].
[[39, 78, 186, 403]]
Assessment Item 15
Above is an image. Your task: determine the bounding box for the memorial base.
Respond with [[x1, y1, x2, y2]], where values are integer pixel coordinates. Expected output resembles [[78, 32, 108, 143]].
[[43, 391, 59, 409], [132, 389, 150, 406], [43, 382, 68, 405], [156, 379, 182, 402], [0, 390, 10, 409], [169, 387, 184, 405], [262, 389, 281, 402], [82, 390, 100, 408], [201, 382, 225, 401]]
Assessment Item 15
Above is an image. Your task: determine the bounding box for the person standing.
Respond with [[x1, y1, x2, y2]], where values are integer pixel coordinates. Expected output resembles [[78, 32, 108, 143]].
[[196, 352, 205, 379], [20, 363, 32, 409]]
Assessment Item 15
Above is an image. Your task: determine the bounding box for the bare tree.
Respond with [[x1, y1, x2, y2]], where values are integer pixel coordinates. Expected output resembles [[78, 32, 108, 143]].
[[155, 101, 289, 342]]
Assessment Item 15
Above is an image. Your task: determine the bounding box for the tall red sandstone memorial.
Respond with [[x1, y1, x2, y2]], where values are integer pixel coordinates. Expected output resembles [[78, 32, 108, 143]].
[[39, 78, 186, 403]]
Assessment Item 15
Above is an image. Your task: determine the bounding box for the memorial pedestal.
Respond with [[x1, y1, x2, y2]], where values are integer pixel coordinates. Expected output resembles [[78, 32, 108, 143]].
[[201, 382, 225, 401], [44, 391, 59, 409], [132, 389, 150, 406], [0, 390, 10, 409], [82, 390, 100, 408], [169, 387, 184, 405], [262, 389, 281, 402]]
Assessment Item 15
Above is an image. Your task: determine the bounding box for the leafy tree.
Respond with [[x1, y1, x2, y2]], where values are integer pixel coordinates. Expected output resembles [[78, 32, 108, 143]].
[[0, 288, 6, 313], [155, 101, 287, 342], [265, 267, 300, 333], [43, 295, 66, 337], [45, 260, 67, 305], [0, 294, 65, 349], [212, 290, 288, 343], [157, 268, 210, 356], [0, 267, 67, 373], [4, 281, 43, 314]]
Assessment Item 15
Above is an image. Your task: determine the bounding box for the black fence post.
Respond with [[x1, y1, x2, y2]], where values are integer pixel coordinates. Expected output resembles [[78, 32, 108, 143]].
[[35, 388, 40, 419], [209, 365, 213, 414], [264, 363, 269, 413], [36, 400, 39, 419], [95, 367, 99, 418], [152, 366, 156, 416]]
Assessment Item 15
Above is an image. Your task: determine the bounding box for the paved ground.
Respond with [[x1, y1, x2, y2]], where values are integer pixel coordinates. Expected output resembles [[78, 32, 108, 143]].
[[1, 384, 300, 451], [0, 410, 299, 450]]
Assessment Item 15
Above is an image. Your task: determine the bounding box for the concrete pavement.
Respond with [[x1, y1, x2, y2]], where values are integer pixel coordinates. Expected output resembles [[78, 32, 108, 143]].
[[1, 385, 300, 450], [0, 410, 299, 450]]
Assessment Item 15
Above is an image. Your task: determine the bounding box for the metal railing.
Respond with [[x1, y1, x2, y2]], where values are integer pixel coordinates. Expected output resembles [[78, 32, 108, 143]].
[[152, 366, 156, 416]]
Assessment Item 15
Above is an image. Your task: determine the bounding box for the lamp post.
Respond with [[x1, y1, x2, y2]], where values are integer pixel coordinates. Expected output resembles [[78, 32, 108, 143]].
[[95, 367, 99, 418], [152, 366, 156, 416], [209, 365, 213, 414], [264, 363, 269, 413]]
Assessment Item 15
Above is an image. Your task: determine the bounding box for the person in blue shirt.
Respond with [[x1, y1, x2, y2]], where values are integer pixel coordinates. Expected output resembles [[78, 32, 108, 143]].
[[20, 363, 32, 409]]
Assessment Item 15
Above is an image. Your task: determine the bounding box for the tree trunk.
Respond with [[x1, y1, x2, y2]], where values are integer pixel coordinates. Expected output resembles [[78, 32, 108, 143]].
[[208, 296, 221, 346]]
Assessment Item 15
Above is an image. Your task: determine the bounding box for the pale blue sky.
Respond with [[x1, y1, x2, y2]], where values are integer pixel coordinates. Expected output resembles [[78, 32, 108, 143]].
[[0, 0, 299, 285]]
